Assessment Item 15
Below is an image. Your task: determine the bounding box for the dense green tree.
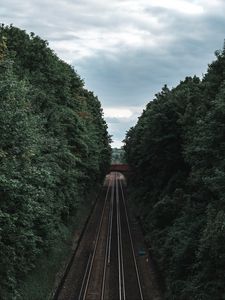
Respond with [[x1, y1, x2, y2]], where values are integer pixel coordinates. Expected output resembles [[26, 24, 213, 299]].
[[124, 46, 225, 299], [0, 25, 111, 299]]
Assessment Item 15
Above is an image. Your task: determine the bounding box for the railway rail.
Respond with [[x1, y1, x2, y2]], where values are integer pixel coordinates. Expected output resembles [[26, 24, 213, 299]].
[[56, 172, 145, 300]]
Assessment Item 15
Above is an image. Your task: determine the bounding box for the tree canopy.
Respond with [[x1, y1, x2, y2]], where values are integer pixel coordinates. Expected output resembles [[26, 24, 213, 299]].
[[124, 46, 225, 299], [0, 24, 111, 299]]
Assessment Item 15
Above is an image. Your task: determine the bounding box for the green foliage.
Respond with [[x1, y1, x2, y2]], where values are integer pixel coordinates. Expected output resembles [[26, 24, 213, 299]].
[[124, 46, 225, 299], [111, 148, 126, 163], [0, 24, 111, 299]]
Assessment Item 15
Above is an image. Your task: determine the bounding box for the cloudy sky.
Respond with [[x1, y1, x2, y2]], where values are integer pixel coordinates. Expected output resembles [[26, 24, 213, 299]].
[[1, 0, 225, 147]]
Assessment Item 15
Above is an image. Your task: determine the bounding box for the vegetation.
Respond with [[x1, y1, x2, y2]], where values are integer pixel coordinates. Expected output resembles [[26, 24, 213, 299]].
[[111, 148, 126, 164], [0, 24, 111, 299], [124, 45, 225, 299]]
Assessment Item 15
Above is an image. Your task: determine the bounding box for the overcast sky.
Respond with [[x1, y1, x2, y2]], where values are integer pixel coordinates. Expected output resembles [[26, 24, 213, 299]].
[[1, 0, 225, 147]]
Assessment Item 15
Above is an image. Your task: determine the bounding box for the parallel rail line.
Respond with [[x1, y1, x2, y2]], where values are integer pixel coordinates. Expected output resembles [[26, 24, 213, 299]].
[[116, 173, 126, 300], [55, 172, 144, 300], [78, 176, 112, 300], [101, 173, 115, 300], [119, 176, 144, 300], [79, 172, 144, 300]]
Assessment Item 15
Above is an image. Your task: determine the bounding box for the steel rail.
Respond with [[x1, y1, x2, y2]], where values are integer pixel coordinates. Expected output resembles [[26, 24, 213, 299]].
[[116, 173, 122, 300], [77, 253, 92, 300], [79, 175, 112, 300], [107, 172, 114, 265], [101, 172, 115, 300], [116, 172, 126, 300], [119, 177, 144, 300], [117, 173, 126, 300]]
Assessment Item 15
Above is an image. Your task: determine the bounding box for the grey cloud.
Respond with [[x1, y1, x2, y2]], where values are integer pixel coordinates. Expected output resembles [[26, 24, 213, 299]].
[[75, 43, 212, 109], [1, 0, 225, 146], [107, 121, 132, 146], [105, 117, 122, 124]]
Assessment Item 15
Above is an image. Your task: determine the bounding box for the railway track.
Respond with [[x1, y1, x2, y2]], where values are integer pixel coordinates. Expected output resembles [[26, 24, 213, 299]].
[[56, 172, 144, 300]]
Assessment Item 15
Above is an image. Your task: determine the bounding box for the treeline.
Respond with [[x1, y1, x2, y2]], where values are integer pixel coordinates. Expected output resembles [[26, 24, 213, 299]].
[[0, 25, 111, 299], [111, 148, 126, 164], [124, 46, 225, 299]]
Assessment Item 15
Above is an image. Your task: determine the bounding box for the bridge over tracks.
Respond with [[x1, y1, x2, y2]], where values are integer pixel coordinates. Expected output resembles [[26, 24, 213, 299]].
[[109, 164, 131, 177]]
